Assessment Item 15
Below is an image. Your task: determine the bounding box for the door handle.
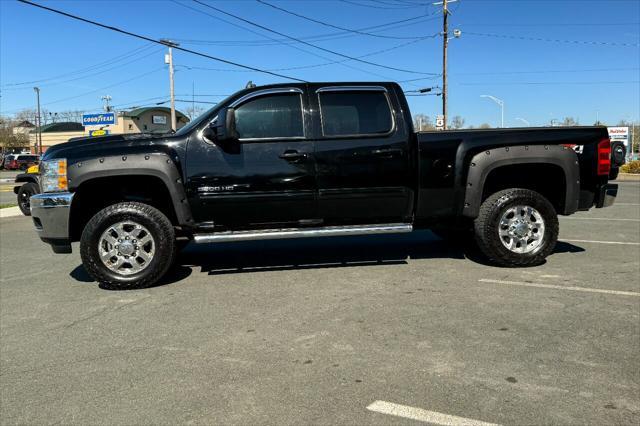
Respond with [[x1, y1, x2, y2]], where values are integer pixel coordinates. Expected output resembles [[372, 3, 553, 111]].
[[279, 150, 307, 162], [371, 148, 403, 157]]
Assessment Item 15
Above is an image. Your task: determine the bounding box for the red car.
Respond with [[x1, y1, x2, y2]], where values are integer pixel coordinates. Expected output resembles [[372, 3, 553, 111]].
[[3, 154, 40, 170]]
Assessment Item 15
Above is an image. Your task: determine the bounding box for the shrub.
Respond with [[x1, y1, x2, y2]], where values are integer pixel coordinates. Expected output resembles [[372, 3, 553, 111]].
[[620, 160, 640, 174]]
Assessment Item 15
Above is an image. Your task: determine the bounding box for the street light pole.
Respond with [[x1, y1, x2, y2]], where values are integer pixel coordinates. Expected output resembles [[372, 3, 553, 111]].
[[33, 87, 42, 155], [481, 95, 505, 128], [515, 117, 530, 127]]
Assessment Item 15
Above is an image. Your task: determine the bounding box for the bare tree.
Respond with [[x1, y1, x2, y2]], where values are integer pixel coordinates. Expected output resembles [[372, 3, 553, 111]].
[[0, 118, 30, 151], [451, 115, 465, 129], [57, 110, 86, 123], [413, 113, 434, 131], [561, 117, 579, 126], [479, 123, 492, 129], [184, 105, 206, 120]]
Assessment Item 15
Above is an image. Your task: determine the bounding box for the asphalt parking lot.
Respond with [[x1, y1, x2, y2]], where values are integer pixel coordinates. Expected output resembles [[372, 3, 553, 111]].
[[0, 171, 20, 206], [1, 182, 638, 425]]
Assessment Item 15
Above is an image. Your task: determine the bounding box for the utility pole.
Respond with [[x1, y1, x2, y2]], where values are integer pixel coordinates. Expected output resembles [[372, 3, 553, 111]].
[[434, 0, 458, 130], [442, 0, 448, 130], [161, 39, 179, 132], [33, 87, 42, 155]]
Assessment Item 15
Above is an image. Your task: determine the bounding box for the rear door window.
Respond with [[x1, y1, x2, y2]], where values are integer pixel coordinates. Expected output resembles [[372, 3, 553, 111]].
[[318, 90, 393, 137]]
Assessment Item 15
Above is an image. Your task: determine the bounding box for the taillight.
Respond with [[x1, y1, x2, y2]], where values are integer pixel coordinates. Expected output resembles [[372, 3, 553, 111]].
[[597, 138, 611, 176]]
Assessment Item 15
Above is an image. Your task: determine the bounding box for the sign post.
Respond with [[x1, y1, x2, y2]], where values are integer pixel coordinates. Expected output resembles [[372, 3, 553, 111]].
[[435, 115, 445, 131]]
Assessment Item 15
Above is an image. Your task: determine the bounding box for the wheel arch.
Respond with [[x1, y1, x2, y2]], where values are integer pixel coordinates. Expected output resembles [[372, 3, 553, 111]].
[[67, 153, 193, 241], [462, 145, 580, 218]]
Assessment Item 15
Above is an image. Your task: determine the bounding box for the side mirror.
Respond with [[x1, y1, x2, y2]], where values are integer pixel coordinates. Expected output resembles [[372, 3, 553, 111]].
[[214, 107, 239, 142]]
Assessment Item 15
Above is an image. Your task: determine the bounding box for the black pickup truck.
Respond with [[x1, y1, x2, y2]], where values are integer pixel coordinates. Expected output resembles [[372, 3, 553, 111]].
[[31, 82, 617, 289]]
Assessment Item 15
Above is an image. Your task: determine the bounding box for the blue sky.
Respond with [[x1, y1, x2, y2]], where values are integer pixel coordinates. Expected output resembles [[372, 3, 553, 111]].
[[1, 0, 639, 127]]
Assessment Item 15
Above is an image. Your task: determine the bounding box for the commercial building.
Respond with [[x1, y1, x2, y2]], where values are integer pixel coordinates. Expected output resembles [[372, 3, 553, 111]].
[[28, 107, 189, 153]]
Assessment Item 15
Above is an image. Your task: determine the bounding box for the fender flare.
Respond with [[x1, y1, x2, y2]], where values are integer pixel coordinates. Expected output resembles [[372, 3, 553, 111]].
[[67, 152, 193, 225], [13, 174, 40, 194], [462, 144, 580, 218]]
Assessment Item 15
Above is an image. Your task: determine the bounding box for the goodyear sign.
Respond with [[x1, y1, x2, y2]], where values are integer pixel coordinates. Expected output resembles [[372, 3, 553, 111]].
[[82, 113, 115, 126], [89, 129, 110, 137]]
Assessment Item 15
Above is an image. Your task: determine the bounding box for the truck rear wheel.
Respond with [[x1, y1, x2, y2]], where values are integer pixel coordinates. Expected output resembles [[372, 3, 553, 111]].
[[474, 188, 558, 267], [80, 202, 176, 290]]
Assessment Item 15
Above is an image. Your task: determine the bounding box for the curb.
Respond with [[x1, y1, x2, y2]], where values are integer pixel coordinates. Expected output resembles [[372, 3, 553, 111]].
[[614, 173, 640, 182], [0, 207, 22, 218]]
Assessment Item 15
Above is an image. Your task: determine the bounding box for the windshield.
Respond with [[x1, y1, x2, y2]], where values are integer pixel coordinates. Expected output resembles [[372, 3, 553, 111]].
[[174, 92, 237, 137]]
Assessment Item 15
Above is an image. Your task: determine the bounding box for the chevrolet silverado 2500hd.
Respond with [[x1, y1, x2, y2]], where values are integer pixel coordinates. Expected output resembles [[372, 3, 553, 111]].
[[30, 82, 617, 289]]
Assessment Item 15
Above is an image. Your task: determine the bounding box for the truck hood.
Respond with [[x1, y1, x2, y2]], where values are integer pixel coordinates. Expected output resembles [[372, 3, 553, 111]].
[[42, 133, 175, 161]]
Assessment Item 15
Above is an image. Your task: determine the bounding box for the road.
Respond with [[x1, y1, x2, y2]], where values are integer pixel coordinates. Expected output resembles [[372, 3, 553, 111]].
[[1, 182, 638, 425], [0, 171, 20, 205]]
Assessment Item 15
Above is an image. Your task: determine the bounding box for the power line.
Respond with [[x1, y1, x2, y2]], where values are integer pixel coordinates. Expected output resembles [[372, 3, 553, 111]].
[[1, 43, 156, 88], [399, 67, 640, 82], [464, 31, 640, 47], [16, 0, 307, 82], [257, 0, 432, 40], [340, 0, 428, 10], [1, 47, 164, 92], [459, 80, 640, 86], [5, 67, 167, 114], [190, 0, 437, 75], [461, 22, 640, 27], [177, 37, 437, 73], [171, 13, 442, 46], [172, 0, 410, 82]]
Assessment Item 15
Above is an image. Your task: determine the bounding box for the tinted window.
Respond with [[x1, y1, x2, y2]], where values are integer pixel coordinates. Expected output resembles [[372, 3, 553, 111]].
[[20, 155, 37, 161], [235, 93, 304, 139], [319, 91, 392, 136]]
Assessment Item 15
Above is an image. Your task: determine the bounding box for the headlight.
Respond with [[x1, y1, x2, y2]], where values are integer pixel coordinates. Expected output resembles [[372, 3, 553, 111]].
[[40, 159, 68, 192]]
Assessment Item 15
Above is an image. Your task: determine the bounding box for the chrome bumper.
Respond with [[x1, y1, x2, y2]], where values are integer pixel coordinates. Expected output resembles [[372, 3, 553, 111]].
[[30, 192, 74, 253]]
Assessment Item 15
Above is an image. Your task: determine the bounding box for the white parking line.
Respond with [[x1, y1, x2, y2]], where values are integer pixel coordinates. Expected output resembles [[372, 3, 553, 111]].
[[366, 401, 500, 426], [561, 217, 640, 222], [561, 238, 640, 246], [479, 279, 640, 297]]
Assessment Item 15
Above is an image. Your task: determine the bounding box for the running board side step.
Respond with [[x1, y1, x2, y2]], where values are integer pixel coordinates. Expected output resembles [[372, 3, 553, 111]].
[[193, 223, 412, 244]]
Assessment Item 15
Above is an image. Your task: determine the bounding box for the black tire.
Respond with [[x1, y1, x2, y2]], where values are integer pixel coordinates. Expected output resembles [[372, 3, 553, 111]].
[[611, 142, 626, 167], [474, 188, 559, 267], [80, 202, 176, 290], [17, 182, 39, 216], [609, 167, 620, 181]]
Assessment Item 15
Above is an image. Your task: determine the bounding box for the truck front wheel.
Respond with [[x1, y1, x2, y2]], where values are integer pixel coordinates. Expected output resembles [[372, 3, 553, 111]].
[[474, 188, 559, 267], [80, 202, 176, 289]]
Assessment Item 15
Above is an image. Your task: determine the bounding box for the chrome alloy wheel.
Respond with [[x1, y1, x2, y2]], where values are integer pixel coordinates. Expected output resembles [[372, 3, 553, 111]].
[[498, 205, 546, 254], [98, 221, 155, 275]]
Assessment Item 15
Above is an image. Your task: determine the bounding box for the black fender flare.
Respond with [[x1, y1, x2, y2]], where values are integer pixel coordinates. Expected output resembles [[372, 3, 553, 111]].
[[13, 174, 40, 194], [462, 144, 580, 218], [67, 152, 193, 225]]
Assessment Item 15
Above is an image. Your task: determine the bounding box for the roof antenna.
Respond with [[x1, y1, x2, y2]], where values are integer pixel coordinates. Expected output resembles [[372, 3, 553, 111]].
[[245, 81, 256, 89]]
